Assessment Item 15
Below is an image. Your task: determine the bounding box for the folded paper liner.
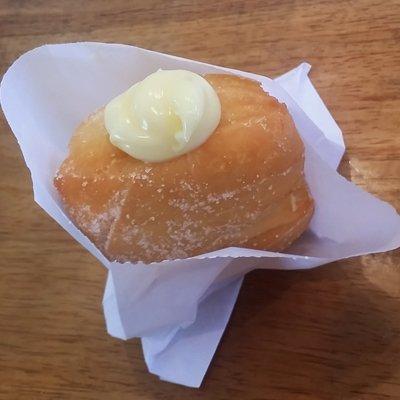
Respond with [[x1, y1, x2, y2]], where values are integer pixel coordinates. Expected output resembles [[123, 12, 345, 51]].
[[1, 43, 400, 388]]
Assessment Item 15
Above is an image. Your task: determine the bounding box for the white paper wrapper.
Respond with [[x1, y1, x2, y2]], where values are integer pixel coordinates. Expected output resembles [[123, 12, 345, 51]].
[[1, 43, 400, 388]]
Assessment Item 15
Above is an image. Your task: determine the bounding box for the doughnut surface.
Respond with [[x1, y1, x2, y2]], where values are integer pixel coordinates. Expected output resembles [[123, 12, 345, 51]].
[[54, 74, 314, 263]]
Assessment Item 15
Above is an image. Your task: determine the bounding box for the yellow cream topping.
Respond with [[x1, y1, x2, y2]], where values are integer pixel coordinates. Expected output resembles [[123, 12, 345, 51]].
[[104, 69, 221, 162]]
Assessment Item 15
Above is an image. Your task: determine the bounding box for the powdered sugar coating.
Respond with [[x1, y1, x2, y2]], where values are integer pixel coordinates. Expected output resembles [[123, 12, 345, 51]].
[[54, 73, 314, 263]]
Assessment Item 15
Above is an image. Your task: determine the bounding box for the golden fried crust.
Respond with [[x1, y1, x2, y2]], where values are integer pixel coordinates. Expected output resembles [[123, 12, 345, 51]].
[[54, 74, 314, 263]]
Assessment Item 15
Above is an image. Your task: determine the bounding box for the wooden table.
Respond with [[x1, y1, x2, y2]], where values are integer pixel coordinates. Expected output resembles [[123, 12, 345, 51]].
[[1, 1, 399, 399]]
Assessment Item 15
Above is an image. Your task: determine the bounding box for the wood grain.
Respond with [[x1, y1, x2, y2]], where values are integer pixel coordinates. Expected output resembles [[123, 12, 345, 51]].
[[0, 1, 399, 399]]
